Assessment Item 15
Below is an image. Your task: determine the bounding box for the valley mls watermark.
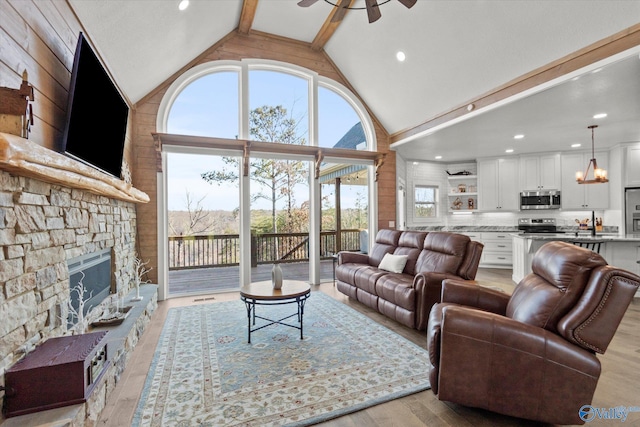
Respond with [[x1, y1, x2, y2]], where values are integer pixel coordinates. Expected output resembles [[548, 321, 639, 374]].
[[579, 405, 640, 422]]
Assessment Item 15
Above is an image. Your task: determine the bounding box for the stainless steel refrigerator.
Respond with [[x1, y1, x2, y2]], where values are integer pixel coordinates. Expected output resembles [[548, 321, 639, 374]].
[[625, 188, 640, 234]]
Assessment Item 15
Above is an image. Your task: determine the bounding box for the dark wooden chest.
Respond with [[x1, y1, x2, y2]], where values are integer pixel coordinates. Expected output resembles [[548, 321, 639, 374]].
[[3, 331, 109, 417]]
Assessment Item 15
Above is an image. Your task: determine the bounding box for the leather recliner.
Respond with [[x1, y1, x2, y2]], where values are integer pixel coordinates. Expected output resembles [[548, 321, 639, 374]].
[[426, 240, 640, 425]]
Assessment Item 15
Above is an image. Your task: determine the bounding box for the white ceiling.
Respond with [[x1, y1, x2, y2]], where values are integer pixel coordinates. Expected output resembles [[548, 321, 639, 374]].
[[68, 0, 640, 162]]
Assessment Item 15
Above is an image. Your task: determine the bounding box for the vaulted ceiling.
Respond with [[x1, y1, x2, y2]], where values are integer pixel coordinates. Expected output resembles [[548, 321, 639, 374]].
[[69, 0, 640, 162]]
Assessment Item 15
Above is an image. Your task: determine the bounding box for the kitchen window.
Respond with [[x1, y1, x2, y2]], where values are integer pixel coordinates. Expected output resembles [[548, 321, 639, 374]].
[[414, 185, 438, 218]]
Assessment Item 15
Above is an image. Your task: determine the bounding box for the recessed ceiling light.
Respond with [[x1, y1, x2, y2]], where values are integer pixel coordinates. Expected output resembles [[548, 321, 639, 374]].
[[572, 143, 582, 148], [514, 134, 524, 140], [178, 0, 189, 10], [434, 155, 442, 160], [593, 113, 607, 119], [412, 161, 419, 165], [396, 51, 406, 62], [467, 103, 474, 112], [505, 149, 514, 153]]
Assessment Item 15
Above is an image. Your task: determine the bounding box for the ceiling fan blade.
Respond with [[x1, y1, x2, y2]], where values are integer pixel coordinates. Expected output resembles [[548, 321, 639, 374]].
[[330, 0, 351, 22], [365, 0, 382, 23], [297, 0, 319, 7], [397, 0, 417, 8]]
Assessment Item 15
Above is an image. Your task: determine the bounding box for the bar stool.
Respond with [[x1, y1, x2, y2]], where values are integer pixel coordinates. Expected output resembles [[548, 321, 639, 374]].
[[572, 240, 603, 254]]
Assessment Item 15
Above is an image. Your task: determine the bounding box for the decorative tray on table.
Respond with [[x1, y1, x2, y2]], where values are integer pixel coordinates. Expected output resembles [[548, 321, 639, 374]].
[[91, 305, 133, 327]]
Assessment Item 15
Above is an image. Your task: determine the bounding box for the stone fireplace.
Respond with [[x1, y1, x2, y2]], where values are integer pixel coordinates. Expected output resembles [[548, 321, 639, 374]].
[[0, 132, 154, 424]]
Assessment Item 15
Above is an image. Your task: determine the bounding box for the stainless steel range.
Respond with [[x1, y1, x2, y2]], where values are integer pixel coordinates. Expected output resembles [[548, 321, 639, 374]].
[[518, 218, 563, 234]]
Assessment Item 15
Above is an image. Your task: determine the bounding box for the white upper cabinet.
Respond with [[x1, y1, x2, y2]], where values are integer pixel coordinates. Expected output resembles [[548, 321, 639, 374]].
[[625, 145, 640, 187], [478, 157, 519, 211], [561, 151, 609, 210], [519, 153, 561, 191]]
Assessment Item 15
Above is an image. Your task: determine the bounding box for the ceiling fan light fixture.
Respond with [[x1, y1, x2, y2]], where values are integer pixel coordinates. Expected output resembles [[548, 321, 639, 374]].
[[576, 125, 608, 184], [301, 0, 415, 23]]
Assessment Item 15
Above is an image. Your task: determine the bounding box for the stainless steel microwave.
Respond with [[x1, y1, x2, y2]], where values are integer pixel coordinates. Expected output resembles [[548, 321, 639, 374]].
[[520, 190, 561, 210]]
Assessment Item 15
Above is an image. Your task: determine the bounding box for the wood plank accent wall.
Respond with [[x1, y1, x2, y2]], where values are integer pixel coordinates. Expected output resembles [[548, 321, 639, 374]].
[[0, 0, 134, 167], [133, 30, 396, 283]]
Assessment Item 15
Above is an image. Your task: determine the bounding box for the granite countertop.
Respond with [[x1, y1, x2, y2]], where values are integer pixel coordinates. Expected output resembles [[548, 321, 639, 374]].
[[410, 226, 518, 232], [512, 233, 640, 242]]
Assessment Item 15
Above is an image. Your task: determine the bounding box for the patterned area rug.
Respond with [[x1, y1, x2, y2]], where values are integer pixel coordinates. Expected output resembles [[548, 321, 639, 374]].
[[132, 291, 430, 426]]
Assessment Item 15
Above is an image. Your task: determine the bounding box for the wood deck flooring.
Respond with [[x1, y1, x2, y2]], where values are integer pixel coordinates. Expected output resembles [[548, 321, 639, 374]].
[[99, 268, 640, 427], [168, 260, 336, 295]]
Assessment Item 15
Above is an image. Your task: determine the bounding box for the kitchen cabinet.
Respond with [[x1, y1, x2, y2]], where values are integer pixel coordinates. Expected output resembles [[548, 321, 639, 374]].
[[606, 242, 640, 298], [626, 145, 640, 187], [447, 175, 477, 212], [560, 151, 609, 210], [480, 232, 513, 268], [605, 242, 640, 275], [477, 158, 519, 211], [519, 153, 561, 191]]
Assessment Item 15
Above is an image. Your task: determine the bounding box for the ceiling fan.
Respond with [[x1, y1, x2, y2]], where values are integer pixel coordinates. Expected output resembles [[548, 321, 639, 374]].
[[297, 0, 417, 24]]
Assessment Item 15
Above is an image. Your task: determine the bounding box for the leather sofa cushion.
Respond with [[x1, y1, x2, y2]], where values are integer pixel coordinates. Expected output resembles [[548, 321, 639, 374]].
[[353, 266, 387, 295], [416, 232, 469, 275], [398, 231, 427, 249], [395, 231, 427, 275], [393, 246, 422, 275], [375, 273, 415, 310], [368, 230, 401, 267]]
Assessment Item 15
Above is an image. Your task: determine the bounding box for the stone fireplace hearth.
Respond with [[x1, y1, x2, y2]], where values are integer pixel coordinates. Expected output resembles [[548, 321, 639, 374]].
[[0, 132, 154, 425]]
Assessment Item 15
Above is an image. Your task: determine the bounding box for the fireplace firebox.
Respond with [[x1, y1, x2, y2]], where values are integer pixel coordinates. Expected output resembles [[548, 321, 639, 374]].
[[67, 248, 113, 327]]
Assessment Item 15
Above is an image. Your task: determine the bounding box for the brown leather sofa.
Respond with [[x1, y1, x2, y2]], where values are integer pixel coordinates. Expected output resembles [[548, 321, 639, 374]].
[[427, 240, 640, 425], [335, 229, 484, 330]]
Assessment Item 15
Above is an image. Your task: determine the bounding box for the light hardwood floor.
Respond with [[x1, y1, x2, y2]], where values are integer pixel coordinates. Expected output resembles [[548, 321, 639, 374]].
[[97, 269, 640, 427]]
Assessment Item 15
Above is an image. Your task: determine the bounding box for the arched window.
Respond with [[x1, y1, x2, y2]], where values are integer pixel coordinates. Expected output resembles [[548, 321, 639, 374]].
[[158, 59, 375, 150]]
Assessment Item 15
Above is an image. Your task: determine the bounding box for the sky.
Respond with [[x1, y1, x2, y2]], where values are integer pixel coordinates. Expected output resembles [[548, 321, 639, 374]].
[[166, 69, 366, 211]]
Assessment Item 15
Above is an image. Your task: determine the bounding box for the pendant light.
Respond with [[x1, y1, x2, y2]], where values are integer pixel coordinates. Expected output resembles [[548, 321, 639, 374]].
[[575, 125, 608, 184]]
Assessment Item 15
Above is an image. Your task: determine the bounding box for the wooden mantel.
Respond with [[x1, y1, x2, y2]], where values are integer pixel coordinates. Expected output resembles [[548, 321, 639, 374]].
[[0, 132, 149, 204]]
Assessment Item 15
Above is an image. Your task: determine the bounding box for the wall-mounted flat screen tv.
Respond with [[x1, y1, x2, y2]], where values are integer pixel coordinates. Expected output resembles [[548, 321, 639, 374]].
[[61, 32, 129, 179]]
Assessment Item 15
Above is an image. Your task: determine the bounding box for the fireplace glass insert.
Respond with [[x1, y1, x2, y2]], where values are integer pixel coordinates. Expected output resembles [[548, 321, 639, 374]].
[[67, 248, 113, 327]]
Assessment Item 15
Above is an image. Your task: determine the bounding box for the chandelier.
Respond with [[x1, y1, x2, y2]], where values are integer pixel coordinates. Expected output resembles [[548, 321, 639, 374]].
[[576, 125, 608, 184], [298, 0, 417, 24]]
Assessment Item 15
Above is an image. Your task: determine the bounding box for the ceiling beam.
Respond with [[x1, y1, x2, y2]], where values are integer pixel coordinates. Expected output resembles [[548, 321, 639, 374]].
[[238, 0, 259, 34], [391, 22, 640, 145], [311, 0, 355, 51]]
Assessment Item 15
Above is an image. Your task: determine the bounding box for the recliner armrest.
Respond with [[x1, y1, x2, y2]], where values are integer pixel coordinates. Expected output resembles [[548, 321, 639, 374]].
[[337, 251, 369, 265], [441, 279, 510, 315]]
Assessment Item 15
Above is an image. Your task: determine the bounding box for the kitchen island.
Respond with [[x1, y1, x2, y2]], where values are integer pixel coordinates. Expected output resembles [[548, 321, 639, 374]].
[[512, 233, 640, 298]]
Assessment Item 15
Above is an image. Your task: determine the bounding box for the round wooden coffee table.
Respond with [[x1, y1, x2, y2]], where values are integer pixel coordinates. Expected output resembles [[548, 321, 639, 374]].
[[239, 280, 311, 344]]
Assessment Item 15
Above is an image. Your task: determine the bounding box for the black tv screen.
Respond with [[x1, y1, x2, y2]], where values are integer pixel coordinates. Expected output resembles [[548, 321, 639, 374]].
[[61, 32, 128, 178]]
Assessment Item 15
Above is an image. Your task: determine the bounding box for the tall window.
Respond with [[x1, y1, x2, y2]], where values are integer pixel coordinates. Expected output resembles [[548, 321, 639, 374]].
[[158, 59, 378, 289], [414, 185, 438, 218]]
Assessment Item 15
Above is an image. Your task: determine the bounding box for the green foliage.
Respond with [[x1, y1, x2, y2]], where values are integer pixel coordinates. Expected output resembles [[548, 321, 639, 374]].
[[201, 104, 309, 233]]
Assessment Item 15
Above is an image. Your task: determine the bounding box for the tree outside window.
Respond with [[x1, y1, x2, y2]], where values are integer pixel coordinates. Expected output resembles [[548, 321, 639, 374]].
[[414, 185, 438, 218]]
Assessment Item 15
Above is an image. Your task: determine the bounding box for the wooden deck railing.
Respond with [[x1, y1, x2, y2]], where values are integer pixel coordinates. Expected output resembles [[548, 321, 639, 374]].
[[168, 230, 362, 270]]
